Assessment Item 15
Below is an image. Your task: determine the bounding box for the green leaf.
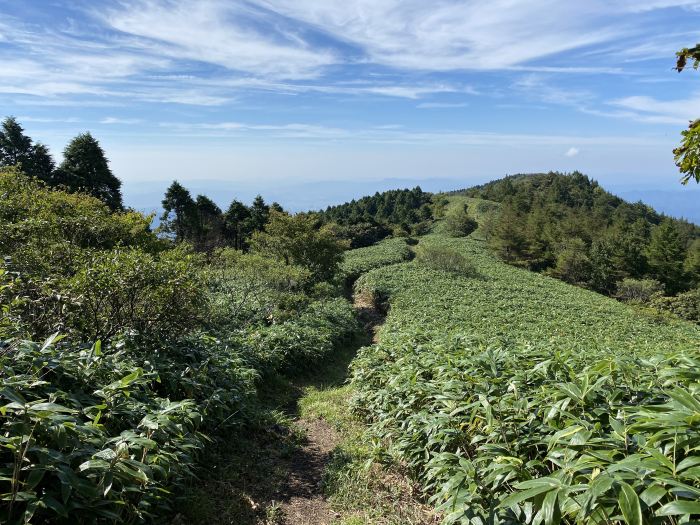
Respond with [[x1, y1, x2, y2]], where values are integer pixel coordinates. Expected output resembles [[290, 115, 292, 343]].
[[639, 484, 667, 507], [79, 459, 111, 472], [657, 500, 700, 516], [29, 402, 76, 414], [499, 485, 557, 508], [0, 387, 27, 406], [41, 494, 68, 517], [618, 482, 643, 525], [542, 488, 560, 525], [40, 332, 66, 351], [677, 456, 700, 472]]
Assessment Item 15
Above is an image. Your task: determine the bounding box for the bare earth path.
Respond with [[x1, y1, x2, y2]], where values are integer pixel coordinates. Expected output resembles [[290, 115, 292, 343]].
[[275, 418, 339, 524], [273, 293, 385, 524], [176, 292, 387, 525]]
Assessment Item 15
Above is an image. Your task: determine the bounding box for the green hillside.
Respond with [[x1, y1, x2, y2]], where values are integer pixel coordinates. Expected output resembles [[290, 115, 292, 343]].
[[3, 152, 700, 524], [350, 196, 700, 524]]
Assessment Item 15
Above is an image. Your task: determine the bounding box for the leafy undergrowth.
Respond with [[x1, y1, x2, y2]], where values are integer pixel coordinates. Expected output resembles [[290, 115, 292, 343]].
[[179, 287, 436, 525], [351, 233, 700, 524], [340, 238, 415, 284]]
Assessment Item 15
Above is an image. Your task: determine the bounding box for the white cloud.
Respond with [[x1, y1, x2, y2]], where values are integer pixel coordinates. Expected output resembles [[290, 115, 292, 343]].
[[513, 75, 594, 107], [257, 0, 635, 71], [17, 116, 81, 123], [100, 0, 337, 79], [101, 117, 143, 124], [607, 93, 700, 124], [0, 0, 696, 114], [565, 147, 580, 157], [155, 119, 665, 147]]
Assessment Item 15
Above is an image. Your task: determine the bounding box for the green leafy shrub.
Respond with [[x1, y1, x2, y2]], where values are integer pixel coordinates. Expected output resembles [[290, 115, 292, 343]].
[[244, 297, 358, 373], [616, 278, 665, 302], [325, 221, 392, 248], [205, 248, 311, 330], [443, 204, 478, 238], [10, 247, 205, 342], [0, 335, 206, 524], [414, 244, 477, 276], [411, 220, 433, 236], [0, 168, 159, 267], [549, 238, 593, 285], [250, 210, 347, 284], [650, 287, 700, 323], [341, 238, 413, 283]]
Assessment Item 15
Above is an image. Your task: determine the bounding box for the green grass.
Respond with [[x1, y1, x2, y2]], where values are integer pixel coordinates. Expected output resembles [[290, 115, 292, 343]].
[[351, 228, 700, 524]]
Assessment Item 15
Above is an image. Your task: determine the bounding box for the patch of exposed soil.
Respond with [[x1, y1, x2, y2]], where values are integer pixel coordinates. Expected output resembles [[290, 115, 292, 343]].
[[275, 419, 340, 524], [273, 293, 386, 524]]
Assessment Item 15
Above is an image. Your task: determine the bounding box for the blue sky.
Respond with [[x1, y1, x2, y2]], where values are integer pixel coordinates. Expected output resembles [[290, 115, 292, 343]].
[[1, 0, 700, 211]]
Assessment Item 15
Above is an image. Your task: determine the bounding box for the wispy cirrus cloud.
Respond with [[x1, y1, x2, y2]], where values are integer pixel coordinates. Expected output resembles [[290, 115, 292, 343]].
[[155, 119, 667, 148], [417, 102, 469, 109], [256, 0, 653, 71], [99, 0, 338, 79], [512, 74, 595, 108], [606, 93, 700, 124], [0, 0, 697, 111]]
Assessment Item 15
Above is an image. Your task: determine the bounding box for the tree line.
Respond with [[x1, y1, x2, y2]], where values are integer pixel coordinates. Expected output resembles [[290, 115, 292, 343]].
[[0, 116, 123, 210], [159, 180, 285, 252], [319, 186, 435, 247]]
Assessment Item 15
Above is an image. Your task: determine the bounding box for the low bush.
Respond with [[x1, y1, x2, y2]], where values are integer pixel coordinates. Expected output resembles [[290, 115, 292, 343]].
[[206, 248, 312, 330], [616, 278, 665, 302], [414, 244, 477, 276], [0, 335, 209, 523], [7, 247, 205, 342], [650, 287, 700, 323], [0, 167, 364, 523], [244, 297, 358, 373], [351, 233, 700, 524], [443, 204, 478, 238], [341, 238, 413, 283], [325, 222, 392, 249]]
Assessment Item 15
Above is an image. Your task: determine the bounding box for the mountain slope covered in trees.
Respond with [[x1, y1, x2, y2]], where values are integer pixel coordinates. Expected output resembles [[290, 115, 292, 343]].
[[456, 172, 699, 302]]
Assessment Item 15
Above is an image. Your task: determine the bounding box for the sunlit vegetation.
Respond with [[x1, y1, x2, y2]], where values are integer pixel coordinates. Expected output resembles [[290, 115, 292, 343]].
[[351, 230, 700, 524], [458, 172, 700, 322], [3, 116, 700, 524], [320, 187, 436, 245], [0, 166, 358, 523], [340, 237, 414, 283]]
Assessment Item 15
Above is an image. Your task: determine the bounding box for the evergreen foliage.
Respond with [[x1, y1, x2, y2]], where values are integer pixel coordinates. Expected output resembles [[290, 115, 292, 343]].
[[159, 182, 280, 252], [320, 187, 434, 245], [57, 132, 123, 210], [0, 117, 55, 183], [461, 172, 699, 296]]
